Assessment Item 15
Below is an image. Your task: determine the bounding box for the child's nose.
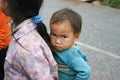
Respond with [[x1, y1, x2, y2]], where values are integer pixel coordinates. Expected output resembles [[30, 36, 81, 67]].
[[55, 38, 61, 44]]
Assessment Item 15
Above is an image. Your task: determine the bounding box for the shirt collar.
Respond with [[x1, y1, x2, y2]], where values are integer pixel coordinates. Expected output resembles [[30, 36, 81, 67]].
[[14, 18, 37, 39]]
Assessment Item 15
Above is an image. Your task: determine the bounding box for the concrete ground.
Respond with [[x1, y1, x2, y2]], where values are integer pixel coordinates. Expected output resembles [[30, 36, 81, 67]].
[[41, 0, 120, 80]]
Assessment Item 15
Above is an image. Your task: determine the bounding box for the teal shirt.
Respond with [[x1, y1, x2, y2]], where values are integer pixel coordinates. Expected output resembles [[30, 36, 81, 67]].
[[54, 43, 91, 80]]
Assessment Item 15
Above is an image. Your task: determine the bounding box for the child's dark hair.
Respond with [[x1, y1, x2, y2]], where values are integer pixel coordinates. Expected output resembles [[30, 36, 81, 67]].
[[50, 8, 82, 34], [7, 0, 52, 51]]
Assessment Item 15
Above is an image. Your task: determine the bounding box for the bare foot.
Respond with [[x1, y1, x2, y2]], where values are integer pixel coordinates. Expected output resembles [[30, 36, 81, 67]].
[[92, 0, 102, 6]]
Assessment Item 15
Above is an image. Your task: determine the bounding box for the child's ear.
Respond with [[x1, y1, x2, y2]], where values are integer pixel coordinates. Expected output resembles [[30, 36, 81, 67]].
[[76, 33, 80, 38], [74, 33, 80, 41]]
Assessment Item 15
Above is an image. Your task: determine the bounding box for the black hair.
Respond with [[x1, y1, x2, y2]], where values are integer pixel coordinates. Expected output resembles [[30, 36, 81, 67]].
[[50, 8, 82, 34], [7, 0, 53, 51]]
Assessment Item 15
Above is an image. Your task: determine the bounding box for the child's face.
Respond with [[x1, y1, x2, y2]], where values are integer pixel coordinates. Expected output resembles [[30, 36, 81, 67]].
[[50, 21, 79, 51]]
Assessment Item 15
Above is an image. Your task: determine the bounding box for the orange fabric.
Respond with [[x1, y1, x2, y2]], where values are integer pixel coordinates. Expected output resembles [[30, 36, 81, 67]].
[[0, 10, 12, 50]]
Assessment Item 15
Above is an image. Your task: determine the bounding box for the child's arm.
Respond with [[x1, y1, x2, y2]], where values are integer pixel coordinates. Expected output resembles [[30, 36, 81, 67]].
[[0, 10, 12, 50], [70, 56, 91, 80]]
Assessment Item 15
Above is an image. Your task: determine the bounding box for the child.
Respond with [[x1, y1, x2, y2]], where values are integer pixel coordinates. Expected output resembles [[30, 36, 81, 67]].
[[50, 8, 91, 80], [3, 0, 58, 80], [0, 10, 11, 80], [0, 0, 12, 79]]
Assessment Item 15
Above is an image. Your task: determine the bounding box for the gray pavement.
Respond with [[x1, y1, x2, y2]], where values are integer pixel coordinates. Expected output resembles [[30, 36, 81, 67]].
[[41, 0, 120, 80]]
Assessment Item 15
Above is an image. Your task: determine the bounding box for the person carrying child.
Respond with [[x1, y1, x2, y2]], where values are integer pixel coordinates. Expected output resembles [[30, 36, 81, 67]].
[[2, 0, 58, 79]]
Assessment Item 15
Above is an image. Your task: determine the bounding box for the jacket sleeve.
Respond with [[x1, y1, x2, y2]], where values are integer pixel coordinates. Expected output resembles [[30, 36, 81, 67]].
[[70, 55, 91, 80]]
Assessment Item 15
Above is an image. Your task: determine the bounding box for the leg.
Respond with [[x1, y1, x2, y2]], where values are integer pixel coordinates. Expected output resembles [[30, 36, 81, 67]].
[[0, 48, 8, 80]]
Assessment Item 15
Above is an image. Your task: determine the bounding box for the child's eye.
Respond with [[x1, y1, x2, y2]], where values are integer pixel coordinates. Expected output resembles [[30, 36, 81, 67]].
[[50, 33, 56, 37], [62, 36, 67, 39]]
